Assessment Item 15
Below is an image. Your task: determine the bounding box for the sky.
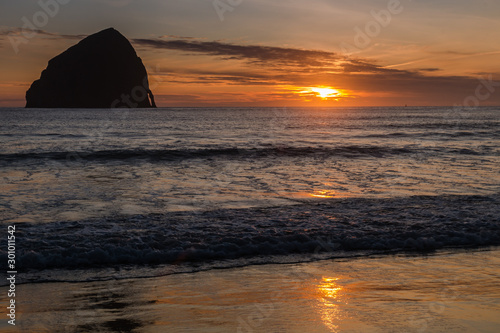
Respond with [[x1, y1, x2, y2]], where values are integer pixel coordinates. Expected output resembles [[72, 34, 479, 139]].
[[1, 0, 499, 107]]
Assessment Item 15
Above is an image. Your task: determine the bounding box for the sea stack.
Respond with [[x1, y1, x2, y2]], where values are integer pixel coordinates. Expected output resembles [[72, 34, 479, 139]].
[[25, 28, 156, 108]]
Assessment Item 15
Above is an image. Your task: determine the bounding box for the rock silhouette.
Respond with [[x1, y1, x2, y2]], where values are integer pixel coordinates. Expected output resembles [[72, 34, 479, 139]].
[[26, 28, 156, 108]]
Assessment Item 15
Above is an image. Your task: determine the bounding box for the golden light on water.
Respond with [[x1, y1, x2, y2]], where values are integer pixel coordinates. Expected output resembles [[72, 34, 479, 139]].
[[310, 190, 335, 198], [310, 190, 336, 198]]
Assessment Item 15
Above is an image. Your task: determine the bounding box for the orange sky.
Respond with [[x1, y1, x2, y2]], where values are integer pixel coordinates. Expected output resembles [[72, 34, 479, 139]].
[[1, 0, 499, 107]]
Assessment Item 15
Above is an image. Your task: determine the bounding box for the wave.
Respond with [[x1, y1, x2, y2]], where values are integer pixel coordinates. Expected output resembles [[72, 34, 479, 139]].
[[0, 133, 88, 138], [383, 122, 499, 130], [1, 193, 498, 281], [1, 144, 495, 163], [0, 146, 414, 162], [357, 130, 498, 139]]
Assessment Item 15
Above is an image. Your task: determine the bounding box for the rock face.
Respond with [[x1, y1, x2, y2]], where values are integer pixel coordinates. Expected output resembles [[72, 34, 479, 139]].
[[26, 28, 156, 108]]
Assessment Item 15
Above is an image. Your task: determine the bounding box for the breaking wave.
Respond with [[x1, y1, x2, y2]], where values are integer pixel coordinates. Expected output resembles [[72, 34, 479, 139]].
[[1, 193, 498, 283]]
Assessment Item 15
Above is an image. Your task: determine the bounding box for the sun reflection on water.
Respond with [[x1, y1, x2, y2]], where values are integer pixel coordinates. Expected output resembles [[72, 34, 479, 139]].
[[309, 190, 336, 198]]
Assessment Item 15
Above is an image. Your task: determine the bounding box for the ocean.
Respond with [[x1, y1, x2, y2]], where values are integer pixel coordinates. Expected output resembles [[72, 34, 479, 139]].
[[0, 106, 499, 284]]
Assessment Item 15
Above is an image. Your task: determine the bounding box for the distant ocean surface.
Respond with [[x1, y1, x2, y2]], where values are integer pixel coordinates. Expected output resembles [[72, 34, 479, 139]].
[[0, 106, 499, 284]]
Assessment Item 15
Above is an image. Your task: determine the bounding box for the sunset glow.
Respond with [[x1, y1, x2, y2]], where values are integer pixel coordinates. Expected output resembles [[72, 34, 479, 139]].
[[0, 1, 499, 107]]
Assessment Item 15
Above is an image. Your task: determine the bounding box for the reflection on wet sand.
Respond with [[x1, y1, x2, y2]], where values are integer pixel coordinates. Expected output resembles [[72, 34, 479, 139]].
[[71, 281, 153, 332], [317, 277, 344, 332], [8, 279, 155, 332], [2, 249, 499, 332]]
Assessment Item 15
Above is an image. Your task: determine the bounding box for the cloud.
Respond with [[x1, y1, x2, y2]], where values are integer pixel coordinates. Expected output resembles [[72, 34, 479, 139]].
[[132, 37, 440, 79], [418, 68, 441, 72], [158, 35, 200, 40], [132, 38, 343, 68], [0, 27, 86, 40], [429, 50, 500, 59]]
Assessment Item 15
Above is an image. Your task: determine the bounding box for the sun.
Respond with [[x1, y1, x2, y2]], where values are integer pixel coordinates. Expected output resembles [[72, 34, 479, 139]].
[[310, 87, 341, 99], [296, 86, 345, 100]]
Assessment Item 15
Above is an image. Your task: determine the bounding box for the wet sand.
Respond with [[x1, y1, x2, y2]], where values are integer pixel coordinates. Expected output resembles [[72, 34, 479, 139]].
[[1, 248, 499, 332]]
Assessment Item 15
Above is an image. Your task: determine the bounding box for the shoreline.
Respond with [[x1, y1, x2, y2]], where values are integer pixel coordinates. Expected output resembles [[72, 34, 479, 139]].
[[2, 245, 498, 287], [2, 247, 499, 332]]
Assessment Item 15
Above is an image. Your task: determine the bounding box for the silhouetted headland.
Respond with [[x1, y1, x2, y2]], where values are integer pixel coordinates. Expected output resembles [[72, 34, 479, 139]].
[[25, 28, 156, 108]]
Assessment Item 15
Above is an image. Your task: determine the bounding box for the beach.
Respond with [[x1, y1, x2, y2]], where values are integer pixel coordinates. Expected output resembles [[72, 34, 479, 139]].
[[0, 106, 499, 332], [1, 248, 499, 332]]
